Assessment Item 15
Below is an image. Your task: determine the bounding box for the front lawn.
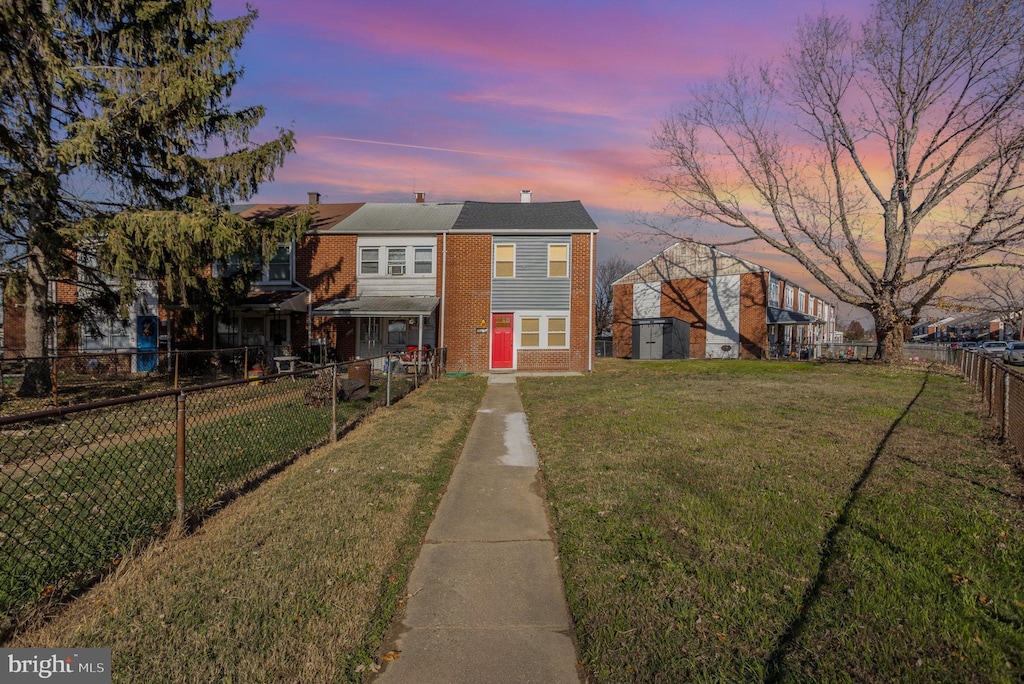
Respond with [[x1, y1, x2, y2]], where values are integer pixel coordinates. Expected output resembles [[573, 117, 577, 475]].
[[521, 359, 1024, 683]]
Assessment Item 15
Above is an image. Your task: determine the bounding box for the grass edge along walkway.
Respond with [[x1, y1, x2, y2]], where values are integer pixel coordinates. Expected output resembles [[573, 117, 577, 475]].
[[10, 375, 488, 683]]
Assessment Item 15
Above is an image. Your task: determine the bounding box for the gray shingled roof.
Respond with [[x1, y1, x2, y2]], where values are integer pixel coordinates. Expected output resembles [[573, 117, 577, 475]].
[[321, 203, 465, 234], [451, 201, 599, 233]]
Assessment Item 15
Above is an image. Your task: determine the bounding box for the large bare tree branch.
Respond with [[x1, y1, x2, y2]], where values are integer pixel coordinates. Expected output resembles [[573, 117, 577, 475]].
[[650, 0, 1024, 361]]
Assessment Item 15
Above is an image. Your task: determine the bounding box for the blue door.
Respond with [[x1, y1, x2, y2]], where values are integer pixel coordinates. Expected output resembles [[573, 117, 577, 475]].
[[137, 316, 159, 372]]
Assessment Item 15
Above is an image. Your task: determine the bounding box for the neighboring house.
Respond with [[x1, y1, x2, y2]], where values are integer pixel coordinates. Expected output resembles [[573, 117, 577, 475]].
[[227, 192, 599, 373], [612, 242, 837, 360]]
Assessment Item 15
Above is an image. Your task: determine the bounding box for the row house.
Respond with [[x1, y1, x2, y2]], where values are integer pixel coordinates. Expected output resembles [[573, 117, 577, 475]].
[[222, 192, 599, 373], [612, 241, 837, 360]]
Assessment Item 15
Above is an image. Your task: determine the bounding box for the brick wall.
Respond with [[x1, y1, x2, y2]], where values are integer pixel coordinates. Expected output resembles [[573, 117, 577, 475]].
[[296, 234, 357, 357], [612, 283, 634, 358], [518, 349, 572, 370], [569, 233, 594, 371], [441, 234, 493, 373], [739, 272, 768, 359]]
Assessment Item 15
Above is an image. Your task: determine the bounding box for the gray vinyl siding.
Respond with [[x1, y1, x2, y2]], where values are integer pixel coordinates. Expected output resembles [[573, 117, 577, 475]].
[[491, 235, 572, 310]]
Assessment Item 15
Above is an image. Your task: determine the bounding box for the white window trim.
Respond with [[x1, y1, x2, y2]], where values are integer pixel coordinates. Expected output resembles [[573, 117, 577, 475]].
[[494, 243, 516, 278], [547, 243, 570, 278], [516, 312, 570, 350], [360, 247, 380, 276], [359, 244, 435, 278], [414, 247, 434, 275]]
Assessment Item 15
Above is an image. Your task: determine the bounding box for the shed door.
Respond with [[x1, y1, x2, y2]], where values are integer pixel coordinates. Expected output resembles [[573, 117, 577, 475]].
[[638, 323, 663, 359], [492, 313, 514, 369]]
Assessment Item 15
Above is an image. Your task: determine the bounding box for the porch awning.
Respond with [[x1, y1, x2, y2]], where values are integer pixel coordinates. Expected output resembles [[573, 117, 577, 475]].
[[231, 289, 308, 313], [767, 306, 819, 325], [312, 295, 439, 318]]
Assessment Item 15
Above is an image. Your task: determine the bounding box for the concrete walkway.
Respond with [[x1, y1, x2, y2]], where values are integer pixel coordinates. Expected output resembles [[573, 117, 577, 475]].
[[373, 374, 584, 684]]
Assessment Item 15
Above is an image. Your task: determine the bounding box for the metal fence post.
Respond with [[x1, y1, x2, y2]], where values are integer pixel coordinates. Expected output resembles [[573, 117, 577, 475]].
[[51, 356, 58, 407], [331, 365, 338, 443], [1004, 372, 1011, 440], [386, 355, 393, 407], [173, 350, 180, 389], [175, 393, 187, 527]]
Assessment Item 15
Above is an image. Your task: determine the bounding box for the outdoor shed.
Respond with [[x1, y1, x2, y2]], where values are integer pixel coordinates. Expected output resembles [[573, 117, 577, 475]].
[[631, 317, 690, 360]]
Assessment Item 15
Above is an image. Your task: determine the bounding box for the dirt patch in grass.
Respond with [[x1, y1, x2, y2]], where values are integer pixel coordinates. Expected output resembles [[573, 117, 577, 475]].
[[522, 359, 1024, 683], [9, 375, 487, 683]]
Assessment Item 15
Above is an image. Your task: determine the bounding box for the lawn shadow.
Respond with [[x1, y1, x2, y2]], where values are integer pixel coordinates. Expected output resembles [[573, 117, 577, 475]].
[[763, 369, 932, 683]]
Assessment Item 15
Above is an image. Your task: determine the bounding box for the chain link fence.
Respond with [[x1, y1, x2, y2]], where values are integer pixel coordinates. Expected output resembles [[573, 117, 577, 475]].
[[0, 351, 445, 635], [956, 349, 1024, 455], [0, 347, 306, 410]]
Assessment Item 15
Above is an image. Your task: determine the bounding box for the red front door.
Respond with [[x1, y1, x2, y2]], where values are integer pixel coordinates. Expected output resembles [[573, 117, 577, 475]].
[[492, 313, 513, 369]]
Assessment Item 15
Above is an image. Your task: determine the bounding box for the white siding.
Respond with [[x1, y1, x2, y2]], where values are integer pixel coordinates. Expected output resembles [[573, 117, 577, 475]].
[[633, 282, 662, 318], [705, 275, 741, 359], [357, 236, 436, 297]]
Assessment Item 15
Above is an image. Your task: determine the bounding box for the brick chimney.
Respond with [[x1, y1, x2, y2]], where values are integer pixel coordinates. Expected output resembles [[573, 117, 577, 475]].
[[308, 191, 320, 205], [520, 190, 532, 203], [415, 192, 425, 203]]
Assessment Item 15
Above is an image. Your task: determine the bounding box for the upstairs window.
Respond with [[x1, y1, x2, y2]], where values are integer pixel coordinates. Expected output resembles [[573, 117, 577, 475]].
[[494, 244, 515, 278], [266, 243, 292, 282], [414, 247, 433, 274], [360, 248, 379, 275], [548, 244, 568, 278], [387, 248, 406, 276]]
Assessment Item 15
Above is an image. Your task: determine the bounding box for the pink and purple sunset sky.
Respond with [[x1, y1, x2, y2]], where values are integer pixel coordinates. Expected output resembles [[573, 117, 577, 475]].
[[214, 0, 871, 315]]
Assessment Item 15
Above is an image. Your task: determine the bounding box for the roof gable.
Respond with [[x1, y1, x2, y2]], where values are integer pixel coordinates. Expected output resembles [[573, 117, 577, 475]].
[[615, 241, 764, 286]]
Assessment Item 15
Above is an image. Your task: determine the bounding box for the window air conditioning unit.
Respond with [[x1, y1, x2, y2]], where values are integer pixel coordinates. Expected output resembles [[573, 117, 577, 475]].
[[388, 263, 406, 276]]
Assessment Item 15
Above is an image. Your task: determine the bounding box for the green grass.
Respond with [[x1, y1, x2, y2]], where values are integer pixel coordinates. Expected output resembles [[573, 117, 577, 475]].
[[0, 375, 415, 627], [13, 375, 486, 682], [520, 359, 1024, 683]]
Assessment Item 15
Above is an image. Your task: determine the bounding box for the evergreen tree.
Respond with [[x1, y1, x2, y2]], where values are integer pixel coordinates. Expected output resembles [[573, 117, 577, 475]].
[[0, 0, 308, 396]]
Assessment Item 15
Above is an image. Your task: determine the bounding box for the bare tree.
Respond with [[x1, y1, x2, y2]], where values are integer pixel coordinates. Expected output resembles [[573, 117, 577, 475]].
[[651, 0, 1024, 362], [595, 256, 635, 334], [942, 270, 1024, 340]]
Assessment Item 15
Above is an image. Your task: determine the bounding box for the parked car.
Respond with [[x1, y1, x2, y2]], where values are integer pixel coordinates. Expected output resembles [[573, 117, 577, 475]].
[[1004, 341, 1024, 365], [980, 341, 1007, 357], [959, 341, 979, 350]]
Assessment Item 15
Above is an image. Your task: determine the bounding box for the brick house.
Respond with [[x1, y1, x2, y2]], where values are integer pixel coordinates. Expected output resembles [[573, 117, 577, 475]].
[[612, 242, 837, 360], [228, 192, 599, 373]]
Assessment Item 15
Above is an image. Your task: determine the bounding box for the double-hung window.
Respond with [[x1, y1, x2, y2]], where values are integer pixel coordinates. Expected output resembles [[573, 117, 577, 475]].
[[387, 248, 406, 276], [521, 318, 540, 347], [266, 243, 292, 282], [494, 244, 515, 278], [414, 247, 433, 274], [547, 318, 567, 346], [519, 316, 569, 349], [360, 248, 379, 275], [548, 244, 568, 278]]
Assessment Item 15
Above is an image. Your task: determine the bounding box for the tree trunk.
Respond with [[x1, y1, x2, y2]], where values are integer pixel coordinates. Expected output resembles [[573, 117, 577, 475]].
[[871, 297, 905, 363], [17, 245, 53, 398]]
